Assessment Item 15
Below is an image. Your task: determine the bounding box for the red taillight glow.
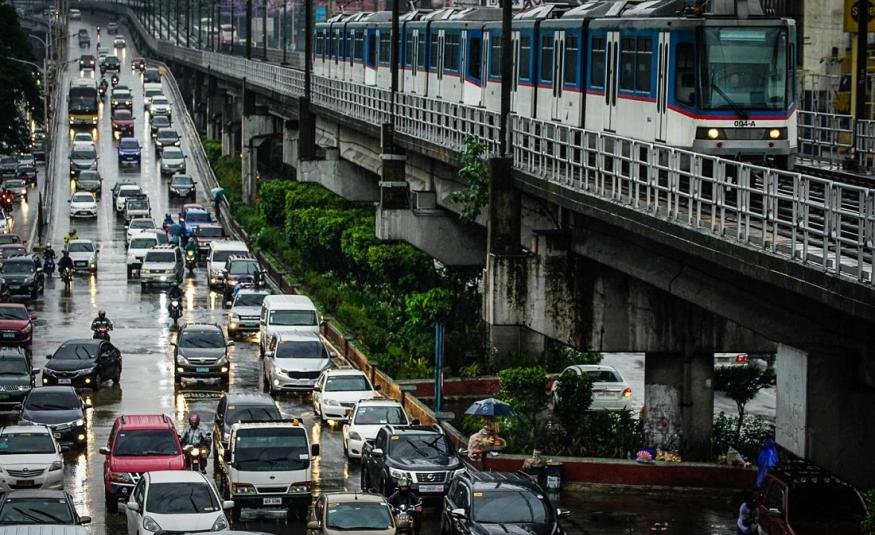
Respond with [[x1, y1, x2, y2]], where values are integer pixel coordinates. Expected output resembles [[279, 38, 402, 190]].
[[735, 354, 749, 364], [623, 387, 632, 397]]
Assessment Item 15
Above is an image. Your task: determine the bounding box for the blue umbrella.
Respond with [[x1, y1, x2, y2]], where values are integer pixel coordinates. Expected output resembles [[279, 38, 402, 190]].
[[465, 398, 516, 418]]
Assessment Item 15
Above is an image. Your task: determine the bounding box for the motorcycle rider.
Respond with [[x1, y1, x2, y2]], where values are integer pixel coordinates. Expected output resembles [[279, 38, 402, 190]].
[[184, 237, 199, 260], [57, 250, 74, 278], [90, 310, 113, 333], [98, 77, 108, 95], [43, 244, 56, 262], [111, 73, 119, 86], [168, 283, 184, 302], [387, 475, 422, 535], [163, 213, 174, 230], [180, 414, 211, 470]]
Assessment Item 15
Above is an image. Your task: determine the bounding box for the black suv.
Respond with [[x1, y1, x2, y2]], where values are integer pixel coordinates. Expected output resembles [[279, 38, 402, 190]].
[[221, 255, 262, 303], [441, 471, 570, 535], [361, 424, 464, 499], [211, 392, 281, 460], [41, 339, 123, 389], [1, 255, 44, 299], [172, 323, 232, 385]]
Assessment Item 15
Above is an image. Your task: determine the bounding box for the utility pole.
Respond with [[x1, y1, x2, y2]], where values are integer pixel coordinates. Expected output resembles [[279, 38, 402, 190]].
[[856, 1, 870, 121], [390, 0, 399, 117], [282, 0, 287, 64], [245, 0, 252, 59], [499, 0, 511, 155], [262, 0, 268, 59], [175, 0, 181, 45]]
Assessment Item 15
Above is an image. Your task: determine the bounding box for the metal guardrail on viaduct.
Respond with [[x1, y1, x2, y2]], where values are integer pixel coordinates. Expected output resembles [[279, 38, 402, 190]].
[[73, 1, 875, 289]]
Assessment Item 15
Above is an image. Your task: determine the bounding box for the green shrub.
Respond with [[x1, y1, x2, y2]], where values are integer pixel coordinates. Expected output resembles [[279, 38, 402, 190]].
[[285, 181, 346, 211], [340, 224, 380, 268], [497, 366, 548, 451], [202, 139, 222, 164], [259, 181, 298, 226], [554, 372, 593, 436], [712, 412, 775, 459], [864, 490, 875, 535], [366, 243, 434, 290]]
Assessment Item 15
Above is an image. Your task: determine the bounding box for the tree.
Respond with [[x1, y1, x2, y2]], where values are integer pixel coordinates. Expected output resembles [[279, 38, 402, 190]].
[[713, 365, 775, 443], [450, 136, 489, 223], [497, 366, 548, 450], [0, 5, 43, 151], [864, 490, 875, 535], [553, 372, 593, 439]]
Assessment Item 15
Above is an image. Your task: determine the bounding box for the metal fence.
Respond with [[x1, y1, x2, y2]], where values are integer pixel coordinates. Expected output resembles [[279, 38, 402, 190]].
[[797, 110, 855, 169], [514, 116, 875, 283]]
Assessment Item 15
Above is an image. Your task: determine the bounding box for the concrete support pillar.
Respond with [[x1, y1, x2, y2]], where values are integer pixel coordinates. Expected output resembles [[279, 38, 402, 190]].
[[298, 98, 316, 161], [241, 108, 274, 205], [299, 147, 380, 201], [643, 351, 714, 459], [282, 119, 298, 168], [206, 81, 221, 140], [776, 345, 875, 490], [192, 71, 205, 131]]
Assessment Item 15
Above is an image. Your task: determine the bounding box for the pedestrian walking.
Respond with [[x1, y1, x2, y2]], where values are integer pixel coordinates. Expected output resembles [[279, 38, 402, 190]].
[[737, 491, 758, 535]]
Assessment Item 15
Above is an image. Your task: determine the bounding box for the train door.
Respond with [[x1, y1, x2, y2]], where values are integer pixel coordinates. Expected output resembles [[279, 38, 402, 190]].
[[463, 29, 484, 106], [365, 28, 377, 86], [431, 29, 445, 98], [403, 29, 415, 93], [550, 30, 565, 121], [603, 30, 619, 132], [655, 31, 670, 142], [415, 30, 428, 95]]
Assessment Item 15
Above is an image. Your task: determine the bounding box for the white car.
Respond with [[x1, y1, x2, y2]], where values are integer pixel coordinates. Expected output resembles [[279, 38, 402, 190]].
[[69, 192, 98, 218], [0, 211, 12, 233], [113, 35, 126, 48], [227, 288, 270, 338], [312, 368, 379, 424], [67, 239, 99, 272], [124, 470, 232, 535], [159, 147, 186, 176], [0, 425, 64, 492], [551, 364, 632, 411], [149, 96, 171, 117], [114, 184, 143, 213], [127, 232, 161, 278], [262, 331, 333, 394], [126, 217, 158, 241], [342, 399, 409, 459], [72, 133, 93, 144], [143, 87, 163, 111]]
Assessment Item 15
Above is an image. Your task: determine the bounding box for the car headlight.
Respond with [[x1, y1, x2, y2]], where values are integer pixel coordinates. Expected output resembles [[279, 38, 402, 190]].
[[348, 431, 362, 441], [211, 516, 228, 531], [231, 483, 256, 495], [453, 468, 467, 478], [389, 468, 409, 480], [142, 516, 161, 532], [16, 385, 29, 391], [229, 313, 240, 322], [22, 323, 31, 334], [174, 140, 180, 146], [75, 419, 85, 426], [216, 355, 228, 365], [177, 354, 190, 366], [18, 418, 34, 425], [49, 460, 63, 471], [324, 399, 340, 406]]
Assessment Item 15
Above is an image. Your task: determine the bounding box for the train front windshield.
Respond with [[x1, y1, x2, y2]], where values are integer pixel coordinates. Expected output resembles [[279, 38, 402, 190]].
[[702, 27, 788, 112]]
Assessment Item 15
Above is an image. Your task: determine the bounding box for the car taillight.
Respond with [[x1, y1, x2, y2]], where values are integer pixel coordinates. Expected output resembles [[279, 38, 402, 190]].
[[735, 354, 749, 364], [622, 387, 632, 397]]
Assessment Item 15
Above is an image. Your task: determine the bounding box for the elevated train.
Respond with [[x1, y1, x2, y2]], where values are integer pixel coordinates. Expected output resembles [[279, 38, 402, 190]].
[[314, 0, 797, 166]]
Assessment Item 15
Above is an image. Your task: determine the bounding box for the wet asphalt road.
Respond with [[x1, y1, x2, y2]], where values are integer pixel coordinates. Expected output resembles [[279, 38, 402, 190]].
[[11, 13, 740, 535]]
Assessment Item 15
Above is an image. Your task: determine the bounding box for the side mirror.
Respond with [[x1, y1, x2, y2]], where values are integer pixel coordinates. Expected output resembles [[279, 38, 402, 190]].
[[45, 354, 52, 360], [307, 520, 320, 530], [311, 443, 320, 457], [768, 508, 782, 518], [79, 516, 91, 525], [30, 314, 37, 320], [83, 403, 93, 409], [371, 448, 384, 458], [556, 508, 571, 519], [329, 351, 337, 359], [264, 351, 273, 358], [126, 502, 139, 512], [450, 508, 466, 519], [169, 342, 177, 348], [31, 367, 40, 376], [458, 448, 469, 458], [226, 340, 235, 347], [222, 500, 234, 510], [99, 446, 110, 455]]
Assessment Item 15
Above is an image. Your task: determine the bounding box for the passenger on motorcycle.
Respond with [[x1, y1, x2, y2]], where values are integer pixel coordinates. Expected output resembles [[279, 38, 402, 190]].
[[387, 475, 422, 535]]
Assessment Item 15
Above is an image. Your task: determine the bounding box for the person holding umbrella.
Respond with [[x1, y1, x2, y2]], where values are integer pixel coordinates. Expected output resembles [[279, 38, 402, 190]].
[[464, 398, 512, 461]]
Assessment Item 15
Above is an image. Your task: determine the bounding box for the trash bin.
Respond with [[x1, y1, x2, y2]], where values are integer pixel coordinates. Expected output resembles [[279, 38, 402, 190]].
[[521, 465, 546, 487], [545, 462, 563, 492]]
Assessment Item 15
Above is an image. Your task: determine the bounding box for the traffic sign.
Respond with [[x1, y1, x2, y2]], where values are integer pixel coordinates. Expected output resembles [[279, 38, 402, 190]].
[[845, 0, 875, 32]]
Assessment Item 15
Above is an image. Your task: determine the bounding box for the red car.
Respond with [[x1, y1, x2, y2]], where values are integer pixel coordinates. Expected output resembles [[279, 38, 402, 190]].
[[0, 244, 27, 264], [0, 303, 36, 347], [111, 109, 135, 137], [99, 414, 186, 506], [193, 223, 227, 256]]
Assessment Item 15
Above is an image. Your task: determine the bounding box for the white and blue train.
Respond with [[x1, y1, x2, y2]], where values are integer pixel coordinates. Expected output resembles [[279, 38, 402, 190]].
[[314, 0, 797, 166]]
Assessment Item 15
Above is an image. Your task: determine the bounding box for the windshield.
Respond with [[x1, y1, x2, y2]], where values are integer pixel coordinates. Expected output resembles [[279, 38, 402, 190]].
[[120, 139, 139, 149], [68, 242, 94, 253], [326, 502, 393, 531], [276, 341, 327, 360], [114, 429, 181, 456], [788, 486, 866, 523], [179, 331, 224, 348], [71, 149, 96, 160], [389, 434, 452, 459], [0, 307, 27, 320], [131, 219, 155, 229], [72, 194, 93, 203], [268, 310, 317, 327], [324, 375, 370, 393], [153, 98, 169, 105], [472, 490, 549, 524], [163, 148, 183, 159], [229, 261, 259, 275], [0, 498, 73, 525], [186, 212, 210, 223], [113, 110, 132, 120], [6, 180, 25, 188], [0, 357, 28, 376], [2, 262, 34, 275], [146, 482, 219, 515], [25, 390, 79, 410], [0, 432, 56, 454], [703, 27, 788, 111], [79, 171, 98, 180], [53, 343, 97, 361], [582, 370, 621, 382], [127, 200, 148, 210], [0, 247, 25, 257], [131, 238, 158, 249], [113, 91, 131, 99], [145, 251, 176, 263], [234, 427, 310, 471], [153, 116, 170, 126], [119, 188, 141, 197], [171, 177, 193, 186], [225, 406, 281, 427], [234, 293, 266, 307], [212, 250, 248, 263], [145, 89, 162, 98], [159, 130, 179, 140], [354, 406, 406, 426]]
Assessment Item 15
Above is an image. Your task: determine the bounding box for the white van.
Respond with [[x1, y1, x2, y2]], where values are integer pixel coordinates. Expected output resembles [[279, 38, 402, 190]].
[[208, 240, 250, 289], [259, 295, 320, 356], [219, 419, 318, 519]]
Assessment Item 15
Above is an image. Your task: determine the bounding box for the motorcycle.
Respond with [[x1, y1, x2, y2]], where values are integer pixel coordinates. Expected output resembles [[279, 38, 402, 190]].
[[43, 256, 55, 277], [60, 267, 73, 287], [184, 439, 211, 473], [100, 63, 107, 75], [111, 74, 119, 87], [92, 324, 112, 341], [185, 249, 196, 272], [393, 505, 416, 534], [168, 299, 182, 326]]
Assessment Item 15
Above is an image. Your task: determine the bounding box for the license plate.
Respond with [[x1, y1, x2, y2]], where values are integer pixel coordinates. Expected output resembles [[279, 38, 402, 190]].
[[418, 484, 443, 493], [196, 367, 209, 373], [2, 332, 15, 339], [262, 497, 282, 505], [53, 432, 61, 438], [58, 379, 72, 385], [16, 480, 35, 487]]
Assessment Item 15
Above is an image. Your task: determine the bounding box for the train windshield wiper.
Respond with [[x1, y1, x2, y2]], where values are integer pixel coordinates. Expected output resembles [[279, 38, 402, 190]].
[[710, 82, 748, 120]]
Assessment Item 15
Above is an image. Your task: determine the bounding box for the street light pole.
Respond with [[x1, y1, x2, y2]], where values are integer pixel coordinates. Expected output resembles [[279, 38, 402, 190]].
[[282, 0, 287, 64], [5, 57, 48, 141]]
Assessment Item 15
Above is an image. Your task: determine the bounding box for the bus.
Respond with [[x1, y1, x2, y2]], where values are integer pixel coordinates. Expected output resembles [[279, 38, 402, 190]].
[[68, 79, 98, 128]]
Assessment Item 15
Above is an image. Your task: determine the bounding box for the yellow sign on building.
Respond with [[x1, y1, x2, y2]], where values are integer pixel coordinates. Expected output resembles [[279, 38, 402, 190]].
[[845, 0, 875, 33]]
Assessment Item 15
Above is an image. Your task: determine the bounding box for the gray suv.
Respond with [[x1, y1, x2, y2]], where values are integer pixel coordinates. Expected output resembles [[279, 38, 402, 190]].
[[139, 244, 184, 287], [172, 323, 232, 385], [69, 144, 98, 178]]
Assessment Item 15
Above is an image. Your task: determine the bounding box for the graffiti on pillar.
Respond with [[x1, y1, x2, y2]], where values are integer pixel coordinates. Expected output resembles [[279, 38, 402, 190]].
[[643, 385, 681, 449]]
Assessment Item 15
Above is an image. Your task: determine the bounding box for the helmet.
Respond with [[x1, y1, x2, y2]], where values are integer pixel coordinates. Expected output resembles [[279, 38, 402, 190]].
[[189, 414, 200, 427], [62, 249, 69, 256], [398, 475, 411, 489], [98, 310, 106, 319]]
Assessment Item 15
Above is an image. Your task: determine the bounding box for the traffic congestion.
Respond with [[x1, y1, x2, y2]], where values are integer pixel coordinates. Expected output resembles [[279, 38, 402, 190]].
[[0, 11, 592, 535]]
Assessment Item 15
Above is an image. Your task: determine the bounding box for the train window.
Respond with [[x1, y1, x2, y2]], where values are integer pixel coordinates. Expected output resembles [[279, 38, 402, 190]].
[[405, 33, 414, 67], [620, 37, 635, 91], [444, 32, 460, 72], [431, 33, 439, 72], [315, 33, 323, 57], [489, 34, 502, 78], [519, 35, 531, 81], [418, 33, 426, 68], [540, 35, 554, 83], [674, 42, 695, 106], [591, 36, 605, 88], [636, 37, 652, 92], [368, 33, 377, 66], [379, 32, 390, 64], [468, 36, 482, 81], [563, 36, 578, 85], [354, 31, 364, 62]]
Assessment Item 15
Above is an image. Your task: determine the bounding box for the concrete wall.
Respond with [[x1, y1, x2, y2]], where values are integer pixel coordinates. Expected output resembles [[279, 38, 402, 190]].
[[802, 0, 846, 74]]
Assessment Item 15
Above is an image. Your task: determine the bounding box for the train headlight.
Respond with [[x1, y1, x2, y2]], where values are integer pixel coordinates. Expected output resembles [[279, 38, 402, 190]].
[[769, 129, 781, 140], [707, 128, 720, 140]]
